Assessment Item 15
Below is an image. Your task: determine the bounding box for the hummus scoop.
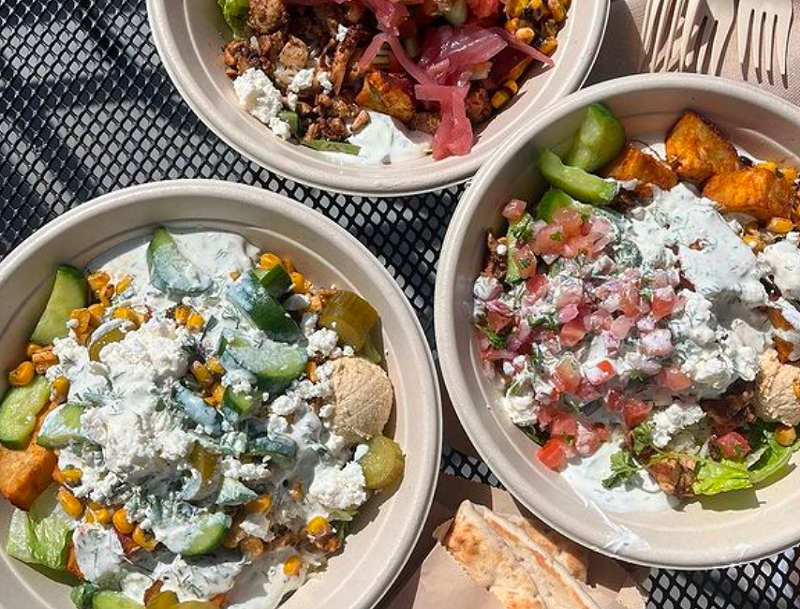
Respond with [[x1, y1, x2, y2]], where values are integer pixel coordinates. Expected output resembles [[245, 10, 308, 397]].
[[755, 349, 800, 427], [329, 357, 394, 445]]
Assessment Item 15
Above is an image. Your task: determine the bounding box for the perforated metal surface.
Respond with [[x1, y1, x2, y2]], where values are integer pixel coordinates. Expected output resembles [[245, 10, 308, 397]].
[[1, 1, 798, 607]]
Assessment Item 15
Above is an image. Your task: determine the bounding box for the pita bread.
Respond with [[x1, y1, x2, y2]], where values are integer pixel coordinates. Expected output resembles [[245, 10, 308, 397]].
[[505, 514, 589, 582], [475, 506, 600, 609], [444, 501, 546, 609]]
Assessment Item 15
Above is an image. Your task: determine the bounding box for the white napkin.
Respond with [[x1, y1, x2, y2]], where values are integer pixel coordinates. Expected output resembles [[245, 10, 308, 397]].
[[588, 0, 800, 105]]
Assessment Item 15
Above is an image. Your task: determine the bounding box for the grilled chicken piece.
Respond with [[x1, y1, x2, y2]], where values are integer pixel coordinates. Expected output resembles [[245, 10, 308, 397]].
[[603, 144, 678, 198], [465, 84, 492, 124], [247, 0, 288, 34], [665, 111, 742, 184], [279, 36, 309, 71], [702, 167, 795, 221], [647, 457, 698, 498]]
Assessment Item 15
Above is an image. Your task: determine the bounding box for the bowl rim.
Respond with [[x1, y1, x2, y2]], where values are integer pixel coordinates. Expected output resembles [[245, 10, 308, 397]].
[[434, 72, 800, 570], [0, 179, 442, 609], [144, 0, 610, 197]]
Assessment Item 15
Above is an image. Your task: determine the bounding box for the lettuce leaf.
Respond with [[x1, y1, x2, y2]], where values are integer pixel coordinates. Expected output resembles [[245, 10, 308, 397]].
[[692, 459, 752, 496], [748, 434, 800, 486], [218, 0, 250, 38], [5, 485, 73, 570]]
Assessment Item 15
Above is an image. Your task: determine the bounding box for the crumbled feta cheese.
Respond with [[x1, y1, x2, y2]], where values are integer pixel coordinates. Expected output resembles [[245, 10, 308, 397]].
[[353, 443, 369, 461], [308, 461, 367, 510], [286, 92, 299, 111], [234, 68, 285, 125], [220, 456, 272, 482], [318, 71, 333, 93], [268, 117, 292, 140], [307, 328, 339, 357], [222, 368, 256, 394], [301, 312, 319, 336], [500, 393, 538, 426], [336, 24, 348, 42], [271, 394, 303, 416], [650, 402, 706, 448], [239, 512, 275, 542], [288, 68, 315, 93], [267, 413, 290, 435]]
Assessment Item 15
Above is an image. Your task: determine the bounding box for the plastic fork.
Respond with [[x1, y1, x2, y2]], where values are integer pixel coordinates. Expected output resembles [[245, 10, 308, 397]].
[[676, 0, 735, 74], [737, 0, 793, 79], [640, 0, 679, 71]]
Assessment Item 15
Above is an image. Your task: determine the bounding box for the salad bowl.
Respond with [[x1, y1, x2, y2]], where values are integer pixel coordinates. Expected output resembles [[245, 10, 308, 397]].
[[145, 0, 608, 196], [435, 73, 800, 569], [0, 180, 441, 609]]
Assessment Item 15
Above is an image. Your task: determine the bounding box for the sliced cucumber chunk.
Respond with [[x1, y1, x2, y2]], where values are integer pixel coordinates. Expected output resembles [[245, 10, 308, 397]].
[[37, 402, 84, 449], [146, 227, 211, 298], [222, 386, 256, 419], [0, 375, 52, 449], [182, 512, 230, 557], [174, 387, 222, 436], [538, 149, 618, 205], [227, 271, 303, 343], [255, 264, 293, 300], [359, 435, 405, 490], [224, 334, 307, 395], [563, 103, 627, 172], [92, 591, 144, 609], [30, 265, 88, 345], [247, 433, 297, 464], [217, 477, 258, 506]]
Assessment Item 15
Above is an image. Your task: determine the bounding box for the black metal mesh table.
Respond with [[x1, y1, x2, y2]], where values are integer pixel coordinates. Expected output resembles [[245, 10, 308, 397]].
[[1, 1, 799, 607]]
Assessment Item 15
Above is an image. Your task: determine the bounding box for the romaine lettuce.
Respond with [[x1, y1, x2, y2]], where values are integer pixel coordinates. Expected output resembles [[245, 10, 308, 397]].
[[218, 0, 250, 38]]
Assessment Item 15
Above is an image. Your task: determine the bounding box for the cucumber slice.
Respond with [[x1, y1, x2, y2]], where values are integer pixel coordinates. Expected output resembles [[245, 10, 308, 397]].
[[174, 387, 222, 436], [224, 334, 307, 395], [37, 402, 84, 449], [359, 435, 405, 490], [92, 591, 144, 609], [182, 512, 230, 557], [0, 375, 52, 449], [563, 103, 627, 172], [217, 477, 258, 506], [146, 227, 211, 298], [71, 583, 100, 609], [222, 386, 256, 419], [247, 434, 297, 464], [256, 265, 293, 300], [319, 291, 378, 352], [538, 149, 618, 205], [227, 271, 303, 343], [30, 265, 88, 345]]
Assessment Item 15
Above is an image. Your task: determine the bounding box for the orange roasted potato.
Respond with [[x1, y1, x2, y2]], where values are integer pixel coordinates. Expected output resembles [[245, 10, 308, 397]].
[[665, 111, 742, 184], [0, 403, 57, 510], [603, 144, 678, 198], [355, 70, 415, 124], [702, 167, 795, 221]]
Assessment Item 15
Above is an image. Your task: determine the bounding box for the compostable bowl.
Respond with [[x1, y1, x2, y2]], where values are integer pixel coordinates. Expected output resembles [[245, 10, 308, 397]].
[[435, 73, 800, 569], [146, 0, 608, 196], [0, 180, 441, 609]]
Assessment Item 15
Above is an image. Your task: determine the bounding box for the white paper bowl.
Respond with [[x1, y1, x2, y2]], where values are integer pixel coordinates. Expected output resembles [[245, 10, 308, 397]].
[[0, 180, 441, 609], [146, 0, 608, 196], [435, 73, 800, 569]]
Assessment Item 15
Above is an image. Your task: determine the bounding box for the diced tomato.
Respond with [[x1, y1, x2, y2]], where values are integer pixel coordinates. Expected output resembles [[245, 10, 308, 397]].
[[619, 284, 641, 317], [714, 431, 751, 459], [537, 437, 569, 471], [574, 423, 608, 457], [610, 315, 635, 339], [553, 355, 582, 394], [585, 309, 612, 332], [559, 319, 586, 348], [513, 243, 538, 279], [552, 208, 583, 238], [651, 286, 678, 320], [502, 198, 527, 221], [532, 224, 566, 255], [550, 413, 578, 437], [525, 274, 549, 301], [557, 303, 580, 324], [621, 398, 652, 428], [466, 0, 503, 19], [605, 388, 623, 412], [553, 281, 583, 307], [584, 359, 616, 386], [486, 310, 512, 332], [657, 367, 692, 393]]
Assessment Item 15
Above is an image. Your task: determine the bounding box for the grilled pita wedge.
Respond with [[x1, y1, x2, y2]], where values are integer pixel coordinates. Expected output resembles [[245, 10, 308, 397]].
[[505, 514, 589, 582], [444, 501, 546, 609], [475, 506, 600, 609]]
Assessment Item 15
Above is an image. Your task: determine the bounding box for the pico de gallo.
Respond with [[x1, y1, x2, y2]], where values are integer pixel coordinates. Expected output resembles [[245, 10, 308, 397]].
[[474, 103, 800, 506]]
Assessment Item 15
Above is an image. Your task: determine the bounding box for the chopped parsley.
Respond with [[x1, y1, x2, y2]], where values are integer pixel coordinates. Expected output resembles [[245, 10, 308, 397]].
[[476, 324, 509, 349], [631, 423, 654, 455], [508, 214, 534, 243], [550, 231, 564, 242], [602, 450, 641, 489], [521, 425, 550, 446], [528, 313, 560, 331]]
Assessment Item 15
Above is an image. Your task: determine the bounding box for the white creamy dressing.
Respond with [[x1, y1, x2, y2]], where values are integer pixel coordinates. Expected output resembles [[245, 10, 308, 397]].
[[561, 439, 678, 512], [74, 524, 126, 585], [761, 232, 800, 301]]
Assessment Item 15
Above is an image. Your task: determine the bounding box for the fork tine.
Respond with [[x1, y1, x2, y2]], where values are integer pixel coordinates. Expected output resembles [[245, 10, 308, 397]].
[[639, 0, 661, 70], [774, 4, 793, 77], [679, 0, 701, 71], [697, 17, 715, 73], [652, 0, 678, 70], [709, 4, 734, 76], [737, 2, 753, 68], [664, 0, 686, 70], [764, 12, 777, 76], [753, 9, 764, 73]]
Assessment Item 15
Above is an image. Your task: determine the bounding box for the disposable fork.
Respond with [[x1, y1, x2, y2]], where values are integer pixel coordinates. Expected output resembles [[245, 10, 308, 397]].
[[737, 0, 793, 79]]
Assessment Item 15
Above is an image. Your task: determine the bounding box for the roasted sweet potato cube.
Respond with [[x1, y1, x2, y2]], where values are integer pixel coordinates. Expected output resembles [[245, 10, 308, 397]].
[[665, 111, 742, 184], [0, 404, 57, 510], [355, 71, 415, 124], [603, 144, 678, 197], [702, 167, 795, 221]]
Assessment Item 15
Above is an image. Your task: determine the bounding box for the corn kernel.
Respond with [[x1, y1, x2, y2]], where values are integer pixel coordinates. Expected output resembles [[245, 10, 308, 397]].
[[515, 27, 535, 44], [113, 508, 135, 535], [240, 537, 265, 559], [505, 0, 525, 17], [115, 275, 133, 295], [306, 361, 318, 383], [132, 526, 158, 550], [25, 342, 42, 358], [87, 303, 105, 327], [245, 494, 273, 514], [258, 253, 282, 270], [113, 306, 141, 328], [192, 362, 214, 387], [491, 90, 511, 109], [288, 482, 305, 502], [282, 259, 296, 274], [538, 37, 558, 55], [223, 523, 246, 549], [547, 0, 566, 22], [283, 555, 302, 577], [503, 80, 519, 94], [60, 468, 83, 484], [8, 361, 35, 386], [87, 507, 111, 525], [206, 357, 225, 376], [205, 383, 225, 407], [775, 425, 798, 447], [98, 284, 115, 307], [504, 17, 520, 33], [70, 308, 92, 334], [51, 375, 71, 399], [87, 271, 111, 294], [307, 516, 330, 536], [742, 234, 765, 253], [507, 57, 533, 81], [187, 313, 205, 331], [31, 347, 58, 374], [290, 272, 306, 294], [767, 217, 793, 234], [58, 488, 84, 519]]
